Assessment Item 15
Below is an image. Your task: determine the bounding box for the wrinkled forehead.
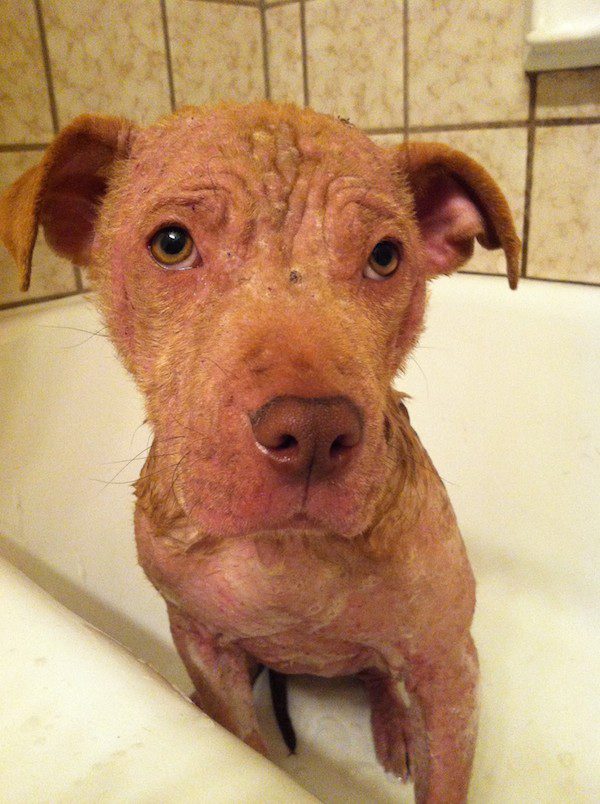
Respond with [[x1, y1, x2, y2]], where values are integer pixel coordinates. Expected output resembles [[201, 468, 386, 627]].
[[122, 106, 400, 214]]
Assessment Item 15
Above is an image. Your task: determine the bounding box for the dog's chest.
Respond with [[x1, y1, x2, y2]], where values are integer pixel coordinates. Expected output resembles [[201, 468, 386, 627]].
[[145, 530, 405, 672]]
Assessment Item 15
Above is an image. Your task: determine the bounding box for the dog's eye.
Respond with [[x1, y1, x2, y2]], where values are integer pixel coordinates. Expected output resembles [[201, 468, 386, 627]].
[[364, 240, 402, 280], [149, 226, 198, 269]]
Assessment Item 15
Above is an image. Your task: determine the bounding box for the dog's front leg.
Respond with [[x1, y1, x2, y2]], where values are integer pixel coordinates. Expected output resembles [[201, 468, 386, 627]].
[[167, 604, 266, 755], [405, 635, 479, 804], [363, 670, 411, 781]]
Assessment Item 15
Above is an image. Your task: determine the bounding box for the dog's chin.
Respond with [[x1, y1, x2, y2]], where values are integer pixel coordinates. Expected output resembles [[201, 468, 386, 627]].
[[183, 493, 373, 542]]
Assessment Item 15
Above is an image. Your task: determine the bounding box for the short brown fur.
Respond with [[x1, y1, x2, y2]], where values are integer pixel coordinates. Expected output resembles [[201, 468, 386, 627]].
[[0, 102, 519, 804]]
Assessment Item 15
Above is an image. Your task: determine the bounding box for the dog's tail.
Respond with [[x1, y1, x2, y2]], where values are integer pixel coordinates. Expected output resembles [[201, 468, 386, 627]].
[[268, 669, 297, 754]]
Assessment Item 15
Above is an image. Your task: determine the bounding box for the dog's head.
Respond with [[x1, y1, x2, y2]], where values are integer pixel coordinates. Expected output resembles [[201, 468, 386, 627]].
[[0, 103, 519, 541]]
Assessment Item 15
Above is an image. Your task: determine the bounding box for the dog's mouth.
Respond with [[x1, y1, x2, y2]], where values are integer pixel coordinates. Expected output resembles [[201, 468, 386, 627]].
[[158, 393, 394, 542], [258, 510, 333, 536], [176, 449, 387, 541]]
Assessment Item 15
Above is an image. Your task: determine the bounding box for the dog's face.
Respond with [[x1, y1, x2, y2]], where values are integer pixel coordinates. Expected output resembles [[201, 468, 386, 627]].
[[96, 106, 427, 539], [0, 103, 519, 541]]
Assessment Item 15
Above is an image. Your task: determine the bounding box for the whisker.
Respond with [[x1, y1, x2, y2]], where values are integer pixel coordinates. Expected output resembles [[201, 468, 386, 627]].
[[172, 415, 204, 437], [102, 449, 183, 466], [93, 461, 183, 487], [129, 419, 151, 448], [40, 323, 110, 349], [407, 354, 429, 396], [41, 324, 109, 338], [198, 356, 231, 378], [168, 451, 193, 501]]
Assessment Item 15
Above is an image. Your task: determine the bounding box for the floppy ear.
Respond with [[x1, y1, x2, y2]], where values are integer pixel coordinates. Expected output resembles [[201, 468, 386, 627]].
[[0, 114, 135, 291], [394, 141, 521, 289]]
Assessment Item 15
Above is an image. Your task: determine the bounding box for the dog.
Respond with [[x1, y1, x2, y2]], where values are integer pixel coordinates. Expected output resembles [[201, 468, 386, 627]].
[[0, 102, 519, 803]]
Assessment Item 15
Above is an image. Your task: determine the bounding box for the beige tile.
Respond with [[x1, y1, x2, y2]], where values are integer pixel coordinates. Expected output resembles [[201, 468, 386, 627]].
[[537, 69, 600, 119], [0, 151, 78, 305], [306, 0, 404, 129], [528, 125, 600, 283], [372, 127, 528, 277], [266, 2, 304, 106], [168, 1, 264, 107], [42, 0, 171, 126], [409, 0, 529, 126], [0, 0, 54, 144], [368, 133, 404, 148]]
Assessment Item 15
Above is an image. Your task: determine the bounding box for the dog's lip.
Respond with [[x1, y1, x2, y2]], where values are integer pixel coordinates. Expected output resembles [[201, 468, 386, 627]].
[[257, 511, 328, 535], [289, 512, 319, 526]]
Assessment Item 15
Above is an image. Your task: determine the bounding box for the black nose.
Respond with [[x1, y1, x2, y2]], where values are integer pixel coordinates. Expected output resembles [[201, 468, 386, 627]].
[[249, 396, 364, 481]]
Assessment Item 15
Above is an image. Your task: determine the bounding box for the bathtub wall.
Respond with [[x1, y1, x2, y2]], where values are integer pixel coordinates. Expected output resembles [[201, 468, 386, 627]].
[[1, 0, 599, 308]]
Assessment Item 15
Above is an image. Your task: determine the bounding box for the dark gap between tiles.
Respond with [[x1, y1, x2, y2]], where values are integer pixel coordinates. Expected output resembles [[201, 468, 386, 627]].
[[459, 269, 600, 289], [33, 0, 59, 134], [0, 289, 86, 313], [536, 115, 600, 127], [402, 0, 409, 143], [160, 0, 177, 112], [366, 121, 529, 136], [4, 269, 596, 315], [259, 0, 272, 101], [263, 0, 303, 7], [0, 143, 50, 153], [193, 0, 260, 7], [410, 120, 529, 134], [73, 266, 84, 292], [299, 0, 310, 107], [521, 72, 538, 279]]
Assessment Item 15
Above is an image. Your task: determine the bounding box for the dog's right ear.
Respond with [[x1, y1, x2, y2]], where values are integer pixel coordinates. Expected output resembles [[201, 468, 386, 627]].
[[0, 114, 135, 291]]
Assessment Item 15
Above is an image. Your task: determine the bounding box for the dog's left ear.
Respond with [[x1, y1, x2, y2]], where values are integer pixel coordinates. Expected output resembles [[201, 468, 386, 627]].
[[392, 141, 520, 289], [0, 114, 135, 291]]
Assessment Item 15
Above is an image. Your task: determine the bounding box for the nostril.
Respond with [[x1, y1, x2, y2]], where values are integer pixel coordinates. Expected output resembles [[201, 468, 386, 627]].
[[330, 434, 350, 457], [329, 429, 361, 460], [273, 434, 298, 451]]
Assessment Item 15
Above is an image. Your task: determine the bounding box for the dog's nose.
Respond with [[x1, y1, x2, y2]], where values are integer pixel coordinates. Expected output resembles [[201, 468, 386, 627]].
[[250, 396, 363, 481]]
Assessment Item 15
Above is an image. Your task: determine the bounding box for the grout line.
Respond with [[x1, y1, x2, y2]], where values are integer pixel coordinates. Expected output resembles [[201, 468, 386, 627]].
[[366, 120, 529, 136], [410, 120, 529, 133], [521, 73, 538, 279], [160, 0, 177, 112], [33, 0, 60, 133], [459, 269, 600, 289], [4, 118, 595, 155], [402, 0, 409, 143], [0, 142, 50, 153], [0, 289, 86, 312], [191, 0, 261, 6], [367, 117, 599, 139], [262, 0, 302, 7], [536, 115, 600, 127], [3, 269, 597, 315], [73, 266, 84, 292], [259, 0, 272, 101], [299, 0, 309, 107]]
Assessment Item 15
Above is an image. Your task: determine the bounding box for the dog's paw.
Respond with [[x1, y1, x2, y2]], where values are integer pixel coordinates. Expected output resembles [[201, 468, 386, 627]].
[[371, 700, 411, 781]]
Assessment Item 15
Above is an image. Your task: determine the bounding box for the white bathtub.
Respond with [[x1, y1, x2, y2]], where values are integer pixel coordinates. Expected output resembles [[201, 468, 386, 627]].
[[0, 274, 598, 802]]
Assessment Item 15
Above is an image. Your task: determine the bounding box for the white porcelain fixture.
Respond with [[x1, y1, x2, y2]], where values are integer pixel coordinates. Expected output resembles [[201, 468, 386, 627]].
[[526, 0, 600, 70]]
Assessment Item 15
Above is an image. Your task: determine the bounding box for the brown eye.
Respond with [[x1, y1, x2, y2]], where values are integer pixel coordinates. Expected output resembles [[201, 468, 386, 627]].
[[149, 226, 198, 269], [364, 240, 402, 280]]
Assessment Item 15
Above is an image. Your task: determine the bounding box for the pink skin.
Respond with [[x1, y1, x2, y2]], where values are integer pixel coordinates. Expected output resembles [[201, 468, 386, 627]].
[[96, 107, 478, 803], [0, 103, 520, 803]]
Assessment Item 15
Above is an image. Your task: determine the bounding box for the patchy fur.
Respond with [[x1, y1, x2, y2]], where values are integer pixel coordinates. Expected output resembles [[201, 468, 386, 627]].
[[0, 102, 519, 804]]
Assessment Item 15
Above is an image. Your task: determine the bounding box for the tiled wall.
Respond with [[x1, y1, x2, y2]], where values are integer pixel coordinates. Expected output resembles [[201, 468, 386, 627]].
[[1, 0, 598, 309]]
